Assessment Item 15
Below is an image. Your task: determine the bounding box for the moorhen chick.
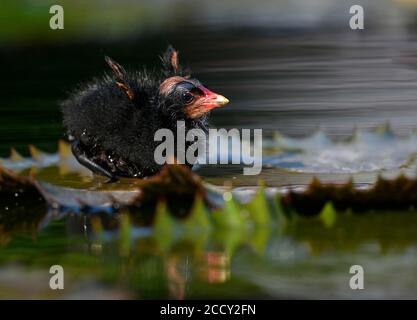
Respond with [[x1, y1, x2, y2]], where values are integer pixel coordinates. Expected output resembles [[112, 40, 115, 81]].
[[61, 46, 229, 180]]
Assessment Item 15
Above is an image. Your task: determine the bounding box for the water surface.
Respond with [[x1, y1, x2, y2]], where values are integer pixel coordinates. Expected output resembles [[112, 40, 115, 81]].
[[2, 1, 417, 299]]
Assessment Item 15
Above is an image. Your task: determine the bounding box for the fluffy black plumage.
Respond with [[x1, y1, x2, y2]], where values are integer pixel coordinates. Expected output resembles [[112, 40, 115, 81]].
[[61, 46, 228, 179]]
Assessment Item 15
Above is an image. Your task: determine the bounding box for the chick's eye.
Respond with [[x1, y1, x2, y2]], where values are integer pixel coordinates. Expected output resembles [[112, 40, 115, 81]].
[[181, 92, 194, 104]]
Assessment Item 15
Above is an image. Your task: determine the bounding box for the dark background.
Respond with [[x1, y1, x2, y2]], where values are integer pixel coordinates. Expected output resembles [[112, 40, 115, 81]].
[[3, 0, 417, 155]]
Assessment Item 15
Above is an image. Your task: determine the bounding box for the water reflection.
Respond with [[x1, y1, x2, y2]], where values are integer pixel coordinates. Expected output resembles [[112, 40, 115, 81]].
[[2, 203, 417, 298]]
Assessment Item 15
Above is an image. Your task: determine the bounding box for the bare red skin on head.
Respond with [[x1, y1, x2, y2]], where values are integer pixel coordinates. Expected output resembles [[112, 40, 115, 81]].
[[184, 85, 228, 118], [159, 76, 228, 119]]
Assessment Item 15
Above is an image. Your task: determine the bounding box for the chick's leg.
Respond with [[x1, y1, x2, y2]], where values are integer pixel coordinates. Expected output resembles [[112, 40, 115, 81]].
[[71, 140, 117, 182]]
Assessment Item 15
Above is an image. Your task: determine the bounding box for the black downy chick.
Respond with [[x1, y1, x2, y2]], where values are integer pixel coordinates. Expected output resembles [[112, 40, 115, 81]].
[[61, 46, 229, 180]]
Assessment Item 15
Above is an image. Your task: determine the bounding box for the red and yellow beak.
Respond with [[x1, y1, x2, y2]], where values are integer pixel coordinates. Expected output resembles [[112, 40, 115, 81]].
[[199, 86, 229, 110]]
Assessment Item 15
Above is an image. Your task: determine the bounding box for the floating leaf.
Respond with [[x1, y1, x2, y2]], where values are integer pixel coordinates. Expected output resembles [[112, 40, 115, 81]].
[[130, 164, 207, 219], [282, 175, 417, 216], [58, 139, 72, 159], [6, 138, 417, 242], [35, 180, 140, 209], [9, 148, 24, 162]]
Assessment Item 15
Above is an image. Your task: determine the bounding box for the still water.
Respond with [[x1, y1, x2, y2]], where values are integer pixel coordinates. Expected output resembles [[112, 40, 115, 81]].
[[2, 17, 417, 298]]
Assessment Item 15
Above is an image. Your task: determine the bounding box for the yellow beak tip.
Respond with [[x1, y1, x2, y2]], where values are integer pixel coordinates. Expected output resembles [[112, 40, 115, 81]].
[[219, 96, 229, 106]]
